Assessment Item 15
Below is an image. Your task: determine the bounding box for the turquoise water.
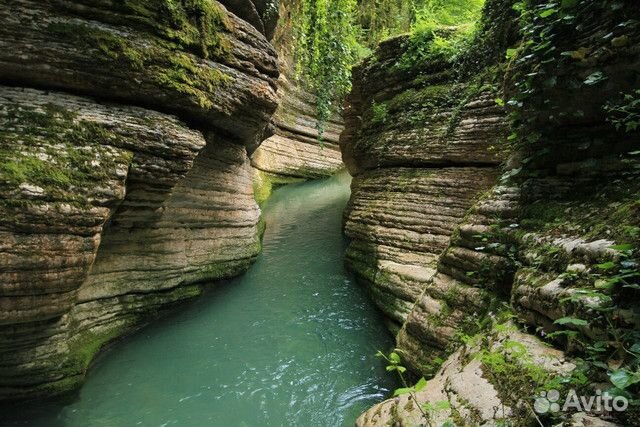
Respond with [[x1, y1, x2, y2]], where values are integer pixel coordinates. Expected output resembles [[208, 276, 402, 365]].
[[9, 172, 395, 427]]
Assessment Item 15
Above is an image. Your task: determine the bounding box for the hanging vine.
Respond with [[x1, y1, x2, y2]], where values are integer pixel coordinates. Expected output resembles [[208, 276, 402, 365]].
[[292, 0, 360, 136], [290, 0, 488, 136]]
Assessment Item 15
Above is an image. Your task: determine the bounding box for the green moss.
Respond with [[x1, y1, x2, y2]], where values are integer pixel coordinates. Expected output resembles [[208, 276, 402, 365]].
[[27, 374, 86, 399], [253, 172, 274, 207], [0, 156, 71, 188], [252, 170, 305, 207], [47, 15, 231, 109], [47, 22, 147, 69], [159, 0, 230, 59], [68, 285, 202, 370], [361, 66, 501, 150], [369, 101, 389, 125], [520, 176, 640, 247], [153, 52, 230, 109], [257, 216, 267, 241], [76, 0, 231, 60], [475, 323, 574, 426], [185, 260, 254, 284], [386, 83, 459, 113], [71, 327, 130, 372], [0, 104, 133, 204]]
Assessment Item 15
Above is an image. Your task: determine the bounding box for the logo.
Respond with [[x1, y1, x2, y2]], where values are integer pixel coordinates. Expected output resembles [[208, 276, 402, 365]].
[[533, 389, 628, 414], [534, 390, 561, 414]]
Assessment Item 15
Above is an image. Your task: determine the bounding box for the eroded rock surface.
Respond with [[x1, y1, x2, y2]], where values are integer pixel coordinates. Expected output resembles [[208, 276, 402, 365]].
[[358, 325, 575, 426], [0, 0, 277, 400], [344, 0, 639, 425], [342, 34, 508, 335], [250, 0, 344, 183]]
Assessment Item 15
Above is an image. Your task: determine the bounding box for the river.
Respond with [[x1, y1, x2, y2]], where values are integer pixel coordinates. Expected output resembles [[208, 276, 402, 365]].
[[8, 171, 396, 427]]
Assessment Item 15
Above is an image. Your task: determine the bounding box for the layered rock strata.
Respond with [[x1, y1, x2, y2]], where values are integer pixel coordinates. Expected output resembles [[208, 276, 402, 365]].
[[345, 0, 640, 425], [342, 34, 508, 334], [0, 0, 278, 399], [250, 0, 344, 185]]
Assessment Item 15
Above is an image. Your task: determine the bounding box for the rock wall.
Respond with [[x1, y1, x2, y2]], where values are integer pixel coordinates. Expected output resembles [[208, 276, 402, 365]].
[[0, 0, 278, 400], [250, 0, 344, 192], [345, 0, 640, 425], [342, 34, 508, 334]]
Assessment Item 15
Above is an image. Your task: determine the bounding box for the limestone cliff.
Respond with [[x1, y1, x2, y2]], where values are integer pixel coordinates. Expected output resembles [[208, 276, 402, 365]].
[[342, 33, 508, 334], [344, 0, 640, 425], [0, 0, 278, 400], [250, 0, 344, 198]]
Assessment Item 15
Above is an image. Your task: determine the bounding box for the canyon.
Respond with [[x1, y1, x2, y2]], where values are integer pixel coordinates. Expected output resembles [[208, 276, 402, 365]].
[[0, 0, 639, 426]]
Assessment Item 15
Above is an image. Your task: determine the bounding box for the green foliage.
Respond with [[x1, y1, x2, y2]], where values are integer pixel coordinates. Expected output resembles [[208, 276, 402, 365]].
[[357, 0, 416, 46], [47, 22, 146, 69], [356, 0, 485, 47], [412, 0, 485, 32], [153, 52, 230, 109], [158, 0, 230, 59], [293, 0, 360, 135], [376, 350, 432, 423], [502, 0, 639, 156], [394, 26, 470, 71], [605, 89, 640, 133], [369, 101, 389, 125], [291, 0, 490, 135], [393, 0, 486, 72], [542, 243, 640, 418]]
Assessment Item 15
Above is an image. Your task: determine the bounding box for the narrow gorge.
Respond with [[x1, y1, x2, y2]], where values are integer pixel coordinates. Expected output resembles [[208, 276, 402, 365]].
[[0, 0, 638, 426]]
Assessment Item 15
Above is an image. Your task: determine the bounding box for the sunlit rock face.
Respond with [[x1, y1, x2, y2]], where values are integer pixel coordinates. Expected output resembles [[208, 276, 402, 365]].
[[250, 0, 344, 182], [0, 0, 278, 400], [343, 0, 639, 424]]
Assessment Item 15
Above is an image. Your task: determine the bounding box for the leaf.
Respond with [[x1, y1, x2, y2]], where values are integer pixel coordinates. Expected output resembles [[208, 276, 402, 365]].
[[505, 48, 518, 59], [609, 370, 640, 390], [423, 400, 452, 411], [611, 35, 630, 48], [554, 317, 589, 326], [539, 8, 558, 18], [547, 330, 579, 339], [561, 0, 578, 8], [609, 244, 634, 252], [608, 359, 624, 370], [435, 400, 451, 410], [570, 47, 589, 60], [397, 366, 407, 373], [495, 98, 505, 107], [393, 387, 414, 397], [629, 343, 640, 354], [386, 365, 397, 372], [595, 278, 617, 290], [584, 71, 607, 86], [596, 261, 617, 271], [389, 352, 401, 364], [414, 377, 428, 392]]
